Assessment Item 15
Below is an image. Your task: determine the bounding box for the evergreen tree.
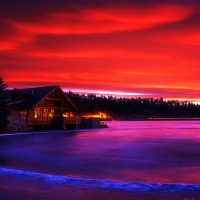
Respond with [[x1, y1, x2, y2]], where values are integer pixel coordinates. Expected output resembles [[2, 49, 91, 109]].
[[66, 91, 200, 119], [0, 76, 9, 132]]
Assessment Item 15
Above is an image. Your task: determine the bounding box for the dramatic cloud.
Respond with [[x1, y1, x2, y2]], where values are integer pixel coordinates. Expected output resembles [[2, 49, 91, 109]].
[[1, 1, 200, 101]]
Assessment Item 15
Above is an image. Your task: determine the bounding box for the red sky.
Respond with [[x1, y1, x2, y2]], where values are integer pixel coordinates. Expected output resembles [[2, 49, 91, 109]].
[[1, 1, 200, 102]]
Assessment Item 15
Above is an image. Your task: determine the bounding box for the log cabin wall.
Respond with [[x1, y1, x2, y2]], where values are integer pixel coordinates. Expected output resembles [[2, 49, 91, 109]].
[[7, 86, 80, 131], [27, 88, 75, 129]]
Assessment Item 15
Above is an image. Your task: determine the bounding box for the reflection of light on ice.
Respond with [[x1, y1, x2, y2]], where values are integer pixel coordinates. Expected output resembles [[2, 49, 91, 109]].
[[1, 167, 200, 193]]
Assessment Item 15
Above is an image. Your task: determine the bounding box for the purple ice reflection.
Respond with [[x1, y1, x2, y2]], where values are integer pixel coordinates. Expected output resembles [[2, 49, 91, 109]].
[[1, 120, 200, 184]]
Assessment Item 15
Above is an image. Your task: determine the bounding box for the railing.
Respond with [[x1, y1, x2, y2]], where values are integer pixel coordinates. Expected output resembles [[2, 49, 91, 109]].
[[65, 116, 81, 124], [28, 116, 81, 125], [28, 117, 54, 125]]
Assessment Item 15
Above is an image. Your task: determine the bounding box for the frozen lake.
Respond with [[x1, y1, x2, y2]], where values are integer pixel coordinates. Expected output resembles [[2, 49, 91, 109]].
[[1, 120, 200, 192]]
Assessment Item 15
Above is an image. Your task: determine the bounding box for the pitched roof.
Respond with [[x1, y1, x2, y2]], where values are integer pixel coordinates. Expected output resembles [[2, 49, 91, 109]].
[[7, 85, 77, 111]]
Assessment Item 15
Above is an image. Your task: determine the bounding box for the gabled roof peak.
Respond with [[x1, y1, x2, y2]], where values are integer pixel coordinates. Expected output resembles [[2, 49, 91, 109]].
[[6, 85, 77, 111]]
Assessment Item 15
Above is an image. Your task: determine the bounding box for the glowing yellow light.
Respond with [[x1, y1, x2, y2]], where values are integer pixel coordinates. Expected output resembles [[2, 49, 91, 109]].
[[82, 112, 110, 119]]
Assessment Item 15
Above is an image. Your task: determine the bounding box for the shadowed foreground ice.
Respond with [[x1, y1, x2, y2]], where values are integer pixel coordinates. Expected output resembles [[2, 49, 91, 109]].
[[1, 166, 200, 194], [1, 121, 200, 193]]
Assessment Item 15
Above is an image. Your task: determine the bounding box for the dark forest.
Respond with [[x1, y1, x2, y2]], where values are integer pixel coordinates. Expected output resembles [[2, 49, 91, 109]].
[[66, 91, 200, 120]]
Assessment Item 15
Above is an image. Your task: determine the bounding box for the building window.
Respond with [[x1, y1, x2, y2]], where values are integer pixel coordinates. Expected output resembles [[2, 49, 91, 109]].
[[20, 110, 27, 116], [43, 109, 48, 113], [49, 113, 53, 117], [48, 109, 54, 117], [34, 110, 37, 118]]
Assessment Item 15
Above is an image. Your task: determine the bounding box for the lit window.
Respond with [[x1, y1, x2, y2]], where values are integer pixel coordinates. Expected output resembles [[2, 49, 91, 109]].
[[34, 111, 37, 118], [49, 113, 53, 117], [20, 111, 27, 116]]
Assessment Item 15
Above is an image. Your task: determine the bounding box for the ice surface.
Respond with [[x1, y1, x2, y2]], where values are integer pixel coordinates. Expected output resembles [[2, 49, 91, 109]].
[[1, 167, 200, 193]]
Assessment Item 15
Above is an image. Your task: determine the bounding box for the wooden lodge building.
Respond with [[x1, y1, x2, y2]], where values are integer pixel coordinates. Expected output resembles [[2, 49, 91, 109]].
[[6, 85, 81, 132]]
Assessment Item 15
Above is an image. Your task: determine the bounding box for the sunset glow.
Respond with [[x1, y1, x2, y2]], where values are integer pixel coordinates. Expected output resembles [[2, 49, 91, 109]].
[[1, 1, 200, 102]]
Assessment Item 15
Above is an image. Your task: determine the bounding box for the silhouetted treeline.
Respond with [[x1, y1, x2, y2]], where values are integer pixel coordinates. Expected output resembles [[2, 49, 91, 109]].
[[66, 91, 200, 120], [0, 76, 9, 132]]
